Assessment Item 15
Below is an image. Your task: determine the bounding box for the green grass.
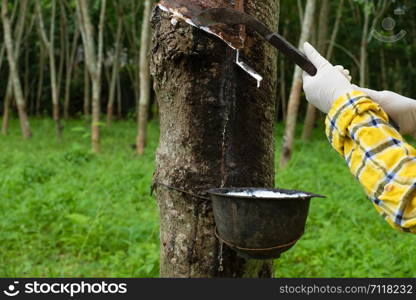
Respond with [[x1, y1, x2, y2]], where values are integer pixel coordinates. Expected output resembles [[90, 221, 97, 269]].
[[0, 118, 415, 277], [0, 118, 159, 277]]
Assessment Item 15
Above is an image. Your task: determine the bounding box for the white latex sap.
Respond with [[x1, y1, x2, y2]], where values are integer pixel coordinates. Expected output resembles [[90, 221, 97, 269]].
[[226, 190, 308, 198]]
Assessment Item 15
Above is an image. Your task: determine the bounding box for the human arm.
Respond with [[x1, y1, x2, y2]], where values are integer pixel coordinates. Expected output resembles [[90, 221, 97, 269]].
[[302, 42, 416, 232], [351, 85, 416, 138], [326, 91, 416, 232]]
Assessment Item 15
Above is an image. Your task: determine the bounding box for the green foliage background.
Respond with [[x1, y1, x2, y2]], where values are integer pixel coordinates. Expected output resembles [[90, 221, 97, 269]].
[[1, 0, 416, 278], [1, 120, 414, 277]]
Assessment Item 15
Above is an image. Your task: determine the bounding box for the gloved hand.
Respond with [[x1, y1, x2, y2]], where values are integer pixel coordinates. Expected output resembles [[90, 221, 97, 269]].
[[352, 85, 416, 137], [334, 65, 352, 82], [302, 42, 354, 113]]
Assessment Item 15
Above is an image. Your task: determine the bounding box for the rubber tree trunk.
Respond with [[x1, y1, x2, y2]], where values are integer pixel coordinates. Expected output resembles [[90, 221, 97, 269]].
[[1, 0, 31, 139], [77, 0, 106, 153], [280, 0, 316, 168], [151, 0, 279, 278], [2, 0, 29, 136], [135, 0, 153, 155], [36, 0, 62, 141]]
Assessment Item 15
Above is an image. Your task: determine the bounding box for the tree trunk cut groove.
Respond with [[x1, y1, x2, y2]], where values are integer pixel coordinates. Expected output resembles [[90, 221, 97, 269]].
[[151, 0, 279, 278]]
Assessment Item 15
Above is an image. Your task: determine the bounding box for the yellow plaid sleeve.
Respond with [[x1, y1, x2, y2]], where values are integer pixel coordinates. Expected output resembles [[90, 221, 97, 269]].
[[326, 90, 416, 233]]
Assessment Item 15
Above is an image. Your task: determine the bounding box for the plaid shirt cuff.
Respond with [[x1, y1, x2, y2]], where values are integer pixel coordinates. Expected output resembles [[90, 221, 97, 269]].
[[325, 91, 416, 233], [325, 91, 389, 157]]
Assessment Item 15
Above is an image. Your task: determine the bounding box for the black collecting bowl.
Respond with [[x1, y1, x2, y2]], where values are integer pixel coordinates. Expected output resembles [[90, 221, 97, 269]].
[[207, 187, 325, 259]]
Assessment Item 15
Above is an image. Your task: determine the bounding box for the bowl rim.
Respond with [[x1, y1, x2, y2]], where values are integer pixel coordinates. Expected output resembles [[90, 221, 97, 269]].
[[206, 187, 325, 200]]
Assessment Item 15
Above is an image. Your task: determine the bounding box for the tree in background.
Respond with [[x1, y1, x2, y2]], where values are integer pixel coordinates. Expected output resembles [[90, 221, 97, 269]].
[[135, 0, 153, 155], [1, 0, 29, 136], [1, 0, 32, 139], [0, 0, 414, 155], [36, 0, 62, 140], [280, 0, 316, 168], [76, 0, 106, 153]]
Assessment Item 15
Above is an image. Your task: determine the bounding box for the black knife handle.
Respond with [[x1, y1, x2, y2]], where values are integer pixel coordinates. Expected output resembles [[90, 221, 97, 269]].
[[298, 55, 318, 76], [268, 33, 317, 76]]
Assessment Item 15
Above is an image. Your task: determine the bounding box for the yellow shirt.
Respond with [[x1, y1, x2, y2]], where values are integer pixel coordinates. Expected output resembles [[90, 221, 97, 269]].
[[326, 91, 416, 233]]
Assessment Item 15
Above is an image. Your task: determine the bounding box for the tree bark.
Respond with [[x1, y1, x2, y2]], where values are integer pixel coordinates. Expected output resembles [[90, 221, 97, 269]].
[[280, 0, 316, 168], [0, 2, 17, 74], [152, 0, 279, 278], [1, 0, 32, 139], [2, 0, 29, 136], [135, 0, 153, 155]]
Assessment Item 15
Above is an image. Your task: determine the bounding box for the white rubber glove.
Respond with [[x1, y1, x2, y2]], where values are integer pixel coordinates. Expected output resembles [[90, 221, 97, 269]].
[[352, 85, 416, 137], [334, 65, 352, 82], [302, 42, 354, 113]]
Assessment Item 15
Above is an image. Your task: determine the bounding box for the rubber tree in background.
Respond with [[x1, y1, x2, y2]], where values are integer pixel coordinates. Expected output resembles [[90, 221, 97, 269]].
[[136, 0, 153, 155], [280, 0, 316, 168], [76, 0, 107, 153], [36, 0, 62, 140], [1, 0, 32, 139], [151, 0, 279, 277], [1, 0, 28, 136]]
